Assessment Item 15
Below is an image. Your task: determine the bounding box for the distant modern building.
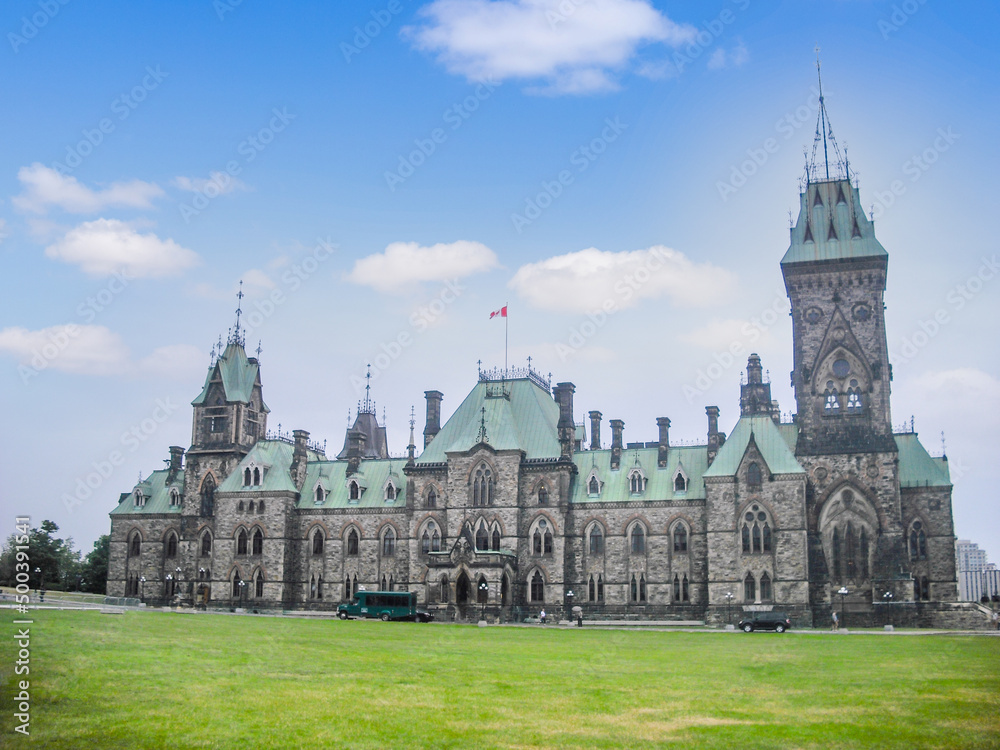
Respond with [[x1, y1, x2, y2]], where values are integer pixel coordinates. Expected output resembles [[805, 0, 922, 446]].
[[105, 78, 990, 629], [956, 540, 998, 602]]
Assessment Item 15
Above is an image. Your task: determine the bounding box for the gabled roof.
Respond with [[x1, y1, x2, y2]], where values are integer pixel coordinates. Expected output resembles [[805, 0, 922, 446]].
[[895, 433, 952, 488], [703, 416, 805, 477], [336, 411, 388, 459], [218, 440, 319, 493], [191, 341, 269, 409], [298, 458, 408, 509], [416, 378, 561, 462], [570, 446, 708, 503], [781, 179, 888, 266], [110, 469, 184, 516]]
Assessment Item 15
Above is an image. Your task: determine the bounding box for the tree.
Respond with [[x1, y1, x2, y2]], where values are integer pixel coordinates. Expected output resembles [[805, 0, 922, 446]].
[[0, 520, 80, 591], [80, 535, 110, 594]]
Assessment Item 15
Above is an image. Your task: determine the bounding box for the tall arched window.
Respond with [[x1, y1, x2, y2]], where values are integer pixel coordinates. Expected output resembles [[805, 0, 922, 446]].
[[237, 530, 248, 556], [673, 574, 681, 602], [352, 575, 358, 596], [252, 529, 263, 556], [232, 572, 242, 598], [630, 524, 645, 554], [832, 527, 842, 580], [427, 488, 437, 508], [165, 533, 177, 558], [533, 530, 542, 555], [910, 522, 927, 561], [255, 572, 264, 598], [674, 472, 687, 492], [543, 529, 553, 555], [381, 528, 396, 557], [129, 533, 141, 558], [238, 500, 245, 512], [491, 528, 501, 551], [312, 529, 323, 555], [824, 382, 841, 413], [682, 574, 689, 602], [432, 527, 440, 552], [440, 575, 449, 603], [530, 571, 544, 602], [588, 575, 595, 602], [588, 476, 600, 495], [244, 467, 252, 486], [200, 475, 216, 517], [201, 531, 212, 557], [630, 574, 638, 602], [475, 525, 488, 551], [589, 526, 604, 554], [421, 530, 431, 555], [742, 506, 772, 556], [473, 465, 494, 506], [846, 380, 864, 413], [859, 528, 870, 580], [741, 525, 750, 553], [747, 462, 762, 488], [253, 467, 261, 486], [845, 522, 857, 579], [347, 528, 359, 556], [672, 525, 688, 553], [385, 483, 396, 501], [744, 572, 756, 602], [344, 576, 351, 600], [760, 572, 772, 601], [629, 471, 644, 494], [597, 575, 604, 601], [349, 481, 360, 501], [314, 486, 325, 504], [639, 574, 647, 603], [538, 485, 549, 505]]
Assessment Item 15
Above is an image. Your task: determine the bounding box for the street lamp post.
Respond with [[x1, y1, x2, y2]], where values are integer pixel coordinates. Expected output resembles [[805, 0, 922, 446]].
[[478, 580, 488, 622], [238, 579, 246, 609], [139, 576, 146, 602], [33, 567, 41, 593], [882, 591, 893, 628], [165, 574, 173, 601], [838, 587, 849, 630], [566, 589, 574, 624], [724, 592, 734, 627]]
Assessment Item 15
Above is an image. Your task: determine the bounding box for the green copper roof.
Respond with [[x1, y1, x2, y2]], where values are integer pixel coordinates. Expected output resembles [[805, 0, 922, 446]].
[[571, 445, 707, 503], [416, 378, 561, 462], [297, 458, 408, 509], [191, 341, 269, 409], [110, 469, 183, 516], [895, 433, 952, 488], [219, 440, 316, 494], [781, 179, 888, 265], [704, 416, 805, 477]]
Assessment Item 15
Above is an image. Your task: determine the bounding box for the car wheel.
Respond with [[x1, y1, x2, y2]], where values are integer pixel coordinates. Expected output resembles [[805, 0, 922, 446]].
[[380, 612, 391, 622], [742, 624, 753, 633], [775, 624, 785, 633], [339, 612, 348, 620]]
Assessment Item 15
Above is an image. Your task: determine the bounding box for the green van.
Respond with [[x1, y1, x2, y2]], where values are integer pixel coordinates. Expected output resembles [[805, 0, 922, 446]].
[[337, 590, 433, 622]]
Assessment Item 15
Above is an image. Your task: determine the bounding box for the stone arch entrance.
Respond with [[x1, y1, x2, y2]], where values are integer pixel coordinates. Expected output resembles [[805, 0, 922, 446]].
[[456, 571, 471, 606]]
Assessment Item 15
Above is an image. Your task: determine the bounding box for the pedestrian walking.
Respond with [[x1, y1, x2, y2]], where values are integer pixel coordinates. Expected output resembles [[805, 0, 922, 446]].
[[831, 611, 839, 631]]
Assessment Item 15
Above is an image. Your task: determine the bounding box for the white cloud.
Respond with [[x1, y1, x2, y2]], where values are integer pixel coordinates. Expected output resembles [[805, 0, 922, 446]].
[[679, 318, 777, 352], [0, 324, 131, 376], [347, 240, 499, 293], [45, 219, 199, 278], [404, 0, 696, 94], [0, 218, 7, 244], [172, 171, 249, 195], [138, 344, 207, 380], [13, 163, 163, 214], [707, 41, 749, 71], [508, 245, 736, 313]]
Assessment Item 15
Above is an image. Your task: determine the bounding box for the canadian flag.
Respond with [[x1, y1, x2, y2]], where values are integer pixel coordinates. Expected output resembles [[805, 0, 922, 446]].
[[489, 305, 507, 319]]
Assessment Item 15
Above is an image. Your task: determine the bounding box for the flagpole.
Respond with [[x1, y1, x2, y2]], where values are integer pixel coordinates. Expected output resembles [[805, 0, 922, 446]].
[[504, 301, 508, 376]]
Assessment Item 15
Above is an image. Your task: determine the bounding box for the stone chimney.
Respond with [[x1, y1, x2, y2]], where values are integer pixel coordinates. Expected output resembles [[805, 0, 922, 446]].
[[291, 430, 309, 489], [610, 419, 624, 470], [656, 417, 670, 468], [706, 407, 721, 466], [589, 411, 602, 450], [553, 382, 576, 458], [346, 429, 367, 476], [167, 446, 184, 482], [423, 390, 443, 448]]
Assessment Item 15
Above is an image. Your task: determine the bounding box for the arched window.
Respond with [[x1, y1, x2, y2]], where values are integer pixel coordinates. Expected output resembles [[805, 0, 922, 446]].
[[845, 522, 857, 579], [909, 522, 928, 561], [491, 528, 501, 551], [824, 382, 841, 413], [201, 531, 212, 557], [238, 500, 245, 512], [422, 530, 431, 555], [427, 488, 437, 508], [538, 485, 549, 505], [312, 529, 324, 555], [232, 572, 242, 599], [752, 524, 761, 553], [344, 576, 351, 600], [248, 501, 255, 513], [258, 500, 265, 512], [682, 574, 689, 602], [760, 572, 772, 601], [920, 576, 930, 601], [630, 524, 645, 554], [629, 471, 644, 494], [597, 575, 604, 601], [347, 528, 359, 556], [129, 533, 141, 558], [832, 526, 842, 580], [237, 530, 248, 556], [132, 490, 145, 508], [253, 467, 261, 486], [165, 533, 177, 558], [741, 525, 750, 553], [169, 489, 181, 506], [533, 530, 542, 555], [440, 575, 449, 603], [349, 481, 359, 501], [630, 574, 638, 602], [588, 476, 600, 496], [859, 528, 870, 580], [244, 467, 252, 486], [674, 473, 687, 492], [530, 571, 544, 602], [747, 462, 762, 488], [385, 483, 396, 501], [744, 572, 756, 602], [381, 528, 396, 557], [381, 575, 387, 591], [352, 575, 359, 596], [317, 575, 324, 599], [255, 572, 264, 598], [846, 380, 864, 413], [639, 574, 647, 603], [588, 575, 595, 602], [432, 528, 441, 552], [476, 525, 488, 551], [200, 475, 216, 517], [672, 524, 688, 553], [742, 506, 772, 556], [252, 529, 263, 556], [762, 523, 772, 552], [543, 529, 553, 555], [673, 574, 680, 602], [315, 486, 325, 504], [472, 465, 494, 506], [589, 525, 604, 554]]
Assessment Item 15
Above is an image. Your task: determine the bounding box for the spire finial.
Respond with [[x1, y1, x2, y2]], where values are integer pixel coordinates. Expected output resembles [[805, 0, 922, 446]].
[[230, 280, 245, 346], [477, 405, 489, 444], [941, 430, 947, 458], [255, 340, 262, 360], [807, 49, 847, 183], [363, 364, 372, 414]]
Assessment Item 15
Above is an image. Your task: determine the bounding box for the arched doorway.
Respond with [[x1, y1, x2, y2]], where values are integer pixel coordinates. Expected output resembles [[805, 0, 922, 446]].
[[456, 571, 471, 606], [501, 573, 510, 607]]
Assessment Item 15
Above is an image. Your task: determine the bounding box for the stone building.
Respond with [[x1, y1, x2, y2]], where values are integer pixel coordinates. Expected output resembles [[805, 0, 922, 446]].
[[107, 99, 984, 628]]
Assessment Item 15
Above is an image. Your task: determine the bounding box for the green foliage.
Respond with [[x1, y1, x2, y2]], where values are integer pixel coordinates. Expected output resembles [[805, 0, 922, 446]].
[[79, 535, 110, 594], [0, 520, 80, 591], [0, 612, 997, 749]]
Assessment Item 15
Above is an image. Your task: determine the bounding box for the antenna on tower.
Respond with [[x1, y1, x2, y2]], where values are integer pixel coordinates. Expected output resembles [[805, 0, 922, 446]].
[[808, 47, 848, 183], [230, 280, 245, 346], [940, 430, 947, 459]]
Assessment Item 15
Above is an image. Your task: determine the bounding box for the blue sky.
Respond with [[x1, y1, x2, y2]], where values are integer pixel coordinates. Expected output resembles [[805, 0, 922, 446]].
[[1, 0, 998, 563]]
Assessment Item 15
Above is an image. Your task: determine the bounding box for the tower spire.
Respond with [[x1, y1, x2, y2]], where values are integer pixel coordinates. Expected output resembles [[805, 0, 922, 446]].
[[229, 280, 246, 347], [808, 48, 847, 183]]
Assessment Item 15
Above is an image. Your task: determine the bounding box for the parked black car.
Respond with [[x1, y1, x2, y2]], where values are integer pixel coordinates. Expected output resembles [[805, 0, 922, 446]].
[[738, 612, 792, 633]]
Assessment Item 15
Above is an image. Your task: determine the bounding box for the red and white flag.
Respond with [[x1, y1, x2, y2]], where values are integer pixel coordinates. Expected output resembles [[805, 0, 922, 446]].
[[489, 305, 507, 319]]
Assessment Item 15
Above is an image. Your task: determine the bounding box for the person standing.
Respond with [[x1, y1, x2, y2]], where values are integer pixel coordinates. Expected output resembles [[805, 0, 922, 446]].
[[540, 609, 546, 625], [831, 611, 839, 631]]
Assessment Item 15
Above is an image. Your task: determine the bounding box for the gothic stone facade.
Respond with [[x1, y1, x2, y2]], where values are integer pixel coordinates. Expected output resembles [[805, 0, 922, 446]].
[[107, 173, 966, 627]]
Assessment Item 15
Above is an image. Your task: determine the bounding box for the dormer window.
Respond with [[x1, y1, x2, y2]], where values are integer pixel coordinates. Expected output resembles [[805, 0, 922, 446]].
[[244, 467, 252, 486], [673, 472, 687, 493], [587, 475, 601, 496], [628, 470, 645, 495], [349, 481, 360, 501], [385, 482, 396, 502], [314, 486, 325, 504], [169, 489, 181, 507], [253, 466, 261, 485], [133, 490, 145, 508]]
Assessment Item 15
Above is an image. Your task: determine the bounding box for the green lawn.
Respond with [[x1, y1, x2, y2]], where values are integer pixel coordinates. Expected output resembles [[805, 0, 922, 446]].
[[1, 610, 998, 749]]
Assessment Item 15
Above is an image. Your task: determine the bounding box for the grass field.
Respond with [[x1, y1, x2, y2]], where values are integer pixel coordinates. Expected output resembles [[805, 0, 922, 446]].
[[1, 610, 998, 749]]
